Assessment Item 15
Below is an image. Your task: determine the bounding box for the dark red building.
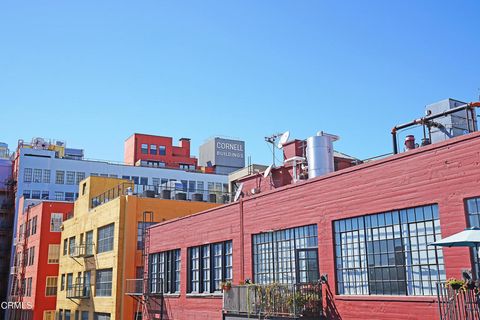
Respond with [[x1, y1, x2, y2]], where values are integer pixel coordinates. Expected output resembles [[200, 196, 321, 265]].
[[124, 133, 198, 170], [10, 200, 74, 320], [143, 131, 480, 320]]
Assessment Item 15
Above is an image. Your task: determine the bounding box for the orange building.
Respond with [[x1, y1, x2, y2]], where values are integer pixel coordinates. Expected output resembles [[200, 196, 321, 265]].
[[10, 199, 74, 320], [55, 176, 220, 320]]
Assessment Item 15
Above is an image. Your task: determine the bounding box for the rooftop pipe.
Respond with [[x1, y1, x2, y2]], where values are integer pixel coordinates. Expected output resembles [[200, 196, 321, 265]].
[[391, 102, 480, 154]]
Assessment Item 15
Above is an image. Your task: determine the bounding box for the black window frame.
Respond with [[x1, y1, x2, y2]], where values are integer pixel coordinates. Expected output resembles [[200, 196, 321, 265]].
[[334, 204, 446, 296], [187, 240, 233, 294], [148, 249, 181, 294]]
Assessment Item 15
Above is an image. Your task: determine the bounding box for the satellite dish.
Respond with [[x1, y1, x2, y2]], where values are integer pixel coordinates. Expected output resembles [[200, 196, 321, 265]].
[[263, 164, 273, 178], [277, 131, 290, 149], [234, 183, 244, 202]]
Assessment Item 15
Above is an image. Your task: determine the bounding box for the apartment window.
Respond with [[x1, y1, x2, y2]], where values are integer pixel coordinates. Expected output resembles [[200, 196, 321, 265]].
[[97, 223, 114, 253], [139, 177, 148, 185], [208, 182, 214, 191], [23, 190, 31, 199], [85, 231, 94, 255], [149, 249, 181, 294], [43, 169, 51, 183], [48, 244, 60, 264], [187, 240, 232, 293], [334, 204, 445, 296], [65, 192, 75, 201], [137, 222, 156, 250], [41, 191, 49, 199], [94, 313, 111, 320], [65, 310, 71, 320], [152, 178, 160, 186], [63, 239, 68, 255], [68, 237, 75, 255], [51, 213, 63, 232], [67, 273, 73, 292], [253, 225, 318, 284], [61, 274, 65, 291], [76, 172, 86, 185], [81, 311, 89, 320], [56, 170, 65, 184], [44, 311, 55, 320], [141, 144, 148, 154], [45, 276, 57, 296], [150, 144, 157, 155], [31, 216, 37, 235], [91, 173, 98, 176], [131, 176, 139, 185], [95, 269, 113, 296], [157, 145, 166, 156], [32, 190, 41, 199], [26, 277, 32, 296], [33, 169, 42, 183], [188, 181, 196, 192], [197, 181, 204, 191], [66, 171, 75, 185], [59, 310, 63, 320], [24, 168, 33, 182], [26, 219, 31, 237], [28, 246, 35, 265], [55, 191, 64, 201]]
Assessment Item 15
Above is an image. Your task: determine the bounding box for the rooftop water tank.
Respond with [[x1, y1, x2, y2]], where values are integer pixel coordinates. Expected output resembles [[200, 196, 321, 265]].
[[306, 132, 339, 179]]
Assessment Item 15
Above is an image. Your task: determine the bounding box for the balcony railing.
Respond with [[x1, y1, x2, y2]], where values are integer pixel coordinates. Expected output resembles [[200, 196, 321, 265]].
[[125, 279, 145, 296], [436, 281, 480, 320], [223, 283, 323, 319], [10, 266, 18, 275], [91, 182, 232, 209], [69, 244, 94, 258], [125, 278, 163, 296], [66, 283, 90, 299]]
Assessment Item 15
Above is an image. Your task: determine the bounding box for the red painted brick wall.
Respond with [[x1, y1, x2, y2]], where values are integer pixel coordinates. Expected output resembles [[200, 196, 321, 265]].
[[14, 201, 74, 318], [146, 131, 480, 320]]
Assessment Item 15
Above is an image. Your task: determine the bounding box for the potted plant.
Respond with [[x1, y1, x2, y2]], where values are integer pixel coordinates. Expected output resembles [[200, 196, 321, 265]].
[[221, 281, 232, 291], [445, 278, 465, 290]]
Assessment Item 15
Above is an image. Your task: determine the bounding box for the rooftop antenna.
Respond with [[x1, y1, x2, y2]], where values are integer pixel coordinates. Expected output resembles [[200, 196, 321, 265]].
[[264, 131, 290, 167]]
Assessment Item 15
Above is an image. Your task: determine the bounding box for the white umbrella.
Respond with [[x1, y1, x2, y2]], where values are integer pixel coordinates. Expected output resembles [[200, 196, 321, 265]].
[[430, 227, 480, 248], [430, 227, 480, 277]]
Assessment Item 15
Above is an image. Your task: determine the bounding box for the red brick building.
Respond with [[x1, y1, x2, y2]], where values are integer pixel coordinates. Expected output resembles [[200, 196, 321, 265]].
[[124, 133, 198, 170], [10, 200, 74, 320], [143, 131, 480, 320]]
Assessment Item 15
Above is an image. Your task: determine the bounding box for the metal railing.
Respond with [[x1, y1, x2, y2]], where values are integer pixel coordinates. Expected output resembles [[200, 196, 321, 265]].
[[69, 244, 94, 258], [125, 278, 164, 296], [437, 282, 480, 320], [91, 182, 232, 209], [223, 283, 323, 319], [125, 279, 144, 296], [66, 283, 91, 299]]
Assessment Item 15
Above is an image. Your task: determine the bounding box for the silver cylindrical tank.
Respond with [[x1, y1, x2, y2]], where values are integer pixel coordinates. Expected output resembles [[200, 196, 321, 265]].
[[306, 132, 339, 179]]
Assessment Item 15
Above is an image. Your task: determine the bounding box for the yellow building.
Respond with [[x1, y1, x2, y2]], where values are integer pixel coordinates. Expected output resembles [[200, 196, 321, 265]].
[[56, 176, 220, 320]]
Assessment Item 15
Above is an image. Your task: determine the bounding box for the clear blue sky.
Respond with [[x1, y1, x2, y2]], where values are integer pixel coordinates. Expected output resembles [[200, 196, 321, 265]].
[[1, 1, 479, 164]]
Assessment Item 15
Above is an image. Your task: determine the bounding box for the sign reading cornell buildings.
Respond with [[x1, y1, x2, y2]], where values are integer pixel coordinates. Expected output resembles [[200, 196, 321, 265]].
[[199, 138, 245, 168]]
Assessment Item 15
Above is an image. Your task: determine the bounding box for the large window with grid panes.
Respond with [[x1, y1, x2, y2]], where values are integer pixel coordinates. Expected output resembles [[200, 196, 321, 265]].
[[466, 197, 480, 276], [334, 204, 446, 296], [187, 240, 232, 294], [253, 225, 319, 284], [149, 249, 181, 294], [97, 223, 114, 253]]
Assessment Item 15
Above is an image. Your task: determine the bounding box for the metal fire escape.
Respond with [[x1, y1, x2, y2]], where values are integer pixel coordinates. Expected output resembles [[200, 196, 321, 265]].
[[126, 211, 164, 320], [10, 204, 31, 320]]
